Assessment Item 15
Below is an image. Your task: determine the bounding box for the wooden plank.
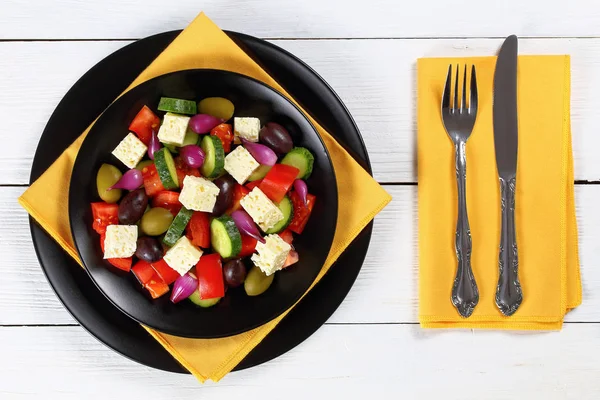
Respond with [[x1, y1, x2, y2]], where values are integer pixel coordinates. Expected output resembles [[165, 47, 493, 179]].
[[2, 185, 598, 325], [1, 0, 600, 39], [0, 324, 599, 398], [2, 38, 600, 184]]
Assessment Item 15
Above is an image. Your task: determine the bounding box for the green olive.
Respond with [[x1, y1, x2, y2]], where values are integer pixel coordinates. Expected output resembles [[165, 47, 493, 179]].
[[135, 160, 154, 172], [140, 207, 174, 236], [198, 97, 235, 120], [244, 266, 274, 296], [96, 163, 122, 203]]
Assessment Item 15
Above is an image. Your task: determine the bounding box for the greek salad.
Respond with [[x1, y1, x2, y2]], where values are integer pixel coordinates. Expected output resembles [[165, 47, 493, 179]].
[[92, 96, 316, 307]]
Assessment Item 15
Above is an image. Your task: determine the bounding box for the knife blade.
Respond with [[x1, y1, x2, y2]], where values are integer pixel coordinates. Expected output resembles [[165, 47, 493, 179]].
[[493, 35, 523, 316]]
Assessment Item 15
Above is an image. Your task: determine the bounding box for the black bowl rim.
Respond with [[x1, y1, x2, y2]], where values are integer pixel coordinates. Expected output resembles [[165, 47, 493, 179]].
[[68, 67, 338, 338]]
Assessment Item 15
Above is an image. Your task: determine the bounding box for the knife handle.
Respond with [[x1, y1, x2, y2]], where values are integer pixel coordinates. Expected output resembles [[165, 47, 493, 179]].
[[451, 141, 479, 318], [496, 176, 523, 316]]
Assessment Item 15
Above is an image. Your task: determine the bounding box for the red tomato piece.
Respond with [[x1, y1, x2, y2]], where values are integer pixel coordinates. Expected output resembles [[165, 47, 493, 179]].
[[91, 202, 119, 235], [238, 234, 258, 257], [128, 105, 160, 145], [142, 164, 165, 197], [196, 254, 225, 300], [151, 259, 179, 285], [145, 274, 170, 299], [151, 191, 182, 216], [259, 164, 300, 203], [245, 179, 262, 191], [187, 212, 211, 248], [132, 260, 155, 285], [225, 184, 250, 214], [278, 229, 294, 245], [283, 250, 299, 268], [210, 123, 234, 153], [175, 156, 201, 186], [288, 192, 316, 234], [99, 233, 133, 272]]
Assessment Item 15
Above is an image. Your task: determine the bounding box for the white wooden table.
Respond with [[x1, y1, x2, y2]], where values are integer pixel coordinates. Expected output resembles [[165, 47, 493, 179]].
[[2, 1, 600, 398]]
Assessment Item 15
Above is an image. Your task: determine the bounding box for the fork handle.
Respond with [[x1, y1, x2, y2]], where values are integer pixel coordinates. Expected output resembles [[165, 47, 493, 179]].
[[451, 141, 479, 318], [495, 177, 523, 316]]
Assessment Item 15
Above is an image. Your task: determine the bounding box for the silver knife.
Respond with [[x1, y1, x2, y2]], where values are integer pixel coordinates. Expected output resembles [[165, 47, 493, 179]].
[[493, 35, 523, 316]]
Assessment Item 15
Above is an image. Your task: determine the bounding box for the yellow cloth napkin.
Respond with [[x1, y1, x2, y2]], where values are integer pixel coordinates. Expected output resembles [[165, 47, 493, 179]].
[[417, 55, 581, 329], [18, 13, 391, 381]]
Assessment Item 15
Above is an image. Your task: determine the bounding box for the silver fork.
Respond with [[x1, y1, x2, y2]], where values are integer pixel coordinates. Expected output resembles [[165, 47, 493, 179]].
[[441, 64, 479, 318]]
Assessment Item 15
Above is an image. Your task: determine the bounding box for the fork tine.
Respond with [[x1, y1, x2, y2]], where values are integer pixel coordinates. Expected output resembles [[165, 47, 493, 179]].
[[453, 64, 459, 112], [470, 65, 478, 114], [442, 64, 452, 110], [461, 64, 467, 113]]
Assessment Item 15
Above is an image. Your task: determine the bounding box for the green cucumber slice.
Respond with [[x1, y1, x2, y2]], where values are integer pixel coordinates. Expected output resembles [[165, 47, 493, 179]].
[[210, 215, 242, 258], [154, 148, 179, 189], [188, 290, 221, 307], [265, 195, 294, 234], [182, 129, 200, 146], [281, 147, 314, 179], [163, 207, 193, 247], [248, 164, 272, 182], [158, 97, 197, 115], [200, 135, 225, 178]]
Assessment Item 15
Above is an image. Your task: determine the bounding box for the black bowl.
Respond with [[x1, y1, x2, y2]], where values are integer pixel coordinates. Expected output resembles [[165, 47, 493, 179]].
[[69, 69, 338, 338]]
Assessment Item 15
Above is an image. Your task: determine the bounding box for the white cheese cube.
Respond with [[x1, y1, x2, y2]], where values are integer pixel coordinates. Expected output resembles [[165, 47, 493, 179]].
[[224, 146, 260, 184], [157, 112, 190, 146], [103, 225, 138, 259], [234, 117, 260, 143], [240, 187, 284, 232], [251, 234, 291, 276], [111, 133, 148, 169], [179, 175, 220, 212], [163, 236, 203, 276]]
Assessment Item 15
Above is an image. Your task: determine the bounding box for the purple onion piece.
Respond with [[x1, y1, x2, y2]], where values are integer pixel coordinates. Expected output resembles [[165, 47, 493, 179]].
[[148, 129, 160, 160], [189, 114, 224, 134], [170, 272, 198, 304], [241, 138, 277, 166], [109, 169, 143, 191], [231, 210, 265, 243], [179, 145, 205, 168], [293, 179, 308, 206]]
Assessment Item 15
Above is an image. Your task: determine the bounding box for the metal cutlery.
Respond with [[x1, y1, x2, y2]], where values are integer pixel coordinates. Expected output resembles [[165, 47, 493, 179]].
[[442, 64, 479, 318], [493, 35, 523, 316]]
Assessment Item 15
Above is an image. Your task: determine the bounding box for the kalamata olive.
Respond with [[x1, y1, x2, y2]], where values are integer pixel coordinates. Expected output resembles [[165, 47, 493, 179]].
[[212, 174, 236, 215], [118, 188, 148, 224], [135, 236, 163, 262], [140, 207, 174, 236], [244, 266, 274, 296], [96, 163, 122, 203], [223, 259, 247, 288], [259, 122, 293, 155]]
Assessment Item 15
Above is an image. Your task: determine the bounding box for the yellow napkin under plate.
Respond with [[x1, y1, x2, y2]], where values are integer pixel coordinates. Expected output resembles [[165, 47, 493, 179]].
[[18, 12, 391, 381], [417, 56, 581, 329]]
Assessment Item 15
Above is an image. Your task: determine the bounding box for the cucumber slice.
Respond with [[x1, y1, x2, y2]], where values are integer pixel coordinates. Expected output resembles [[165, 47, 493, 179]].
[[211, 215, 242, 258], [164, 144, 178, 154], [265, 195, 294, 234], [158, 97, 197, 115], [163, 207, 193, 247], [200, 135, 225, 178], [188, 290, 221, 307], [135, 160, 154, 172], [154, 148, 179, 189], [248, 164, 272, 182], [281, 147, 314, 179], [182, 129, 200, 146]]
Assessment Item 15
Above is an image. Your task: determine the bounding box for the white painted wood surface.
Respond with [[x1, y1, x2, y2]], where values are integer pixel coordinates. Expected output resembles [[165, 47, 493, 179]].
[[2, 0, 600, 397]]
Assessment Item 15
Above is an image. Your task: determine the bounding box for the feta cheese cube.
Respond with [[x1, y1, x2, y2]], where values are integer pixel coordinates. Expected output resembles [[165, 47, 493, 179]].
[[234, 117, 260, 143], [163, 236, 203, 276], [240, 187, 284, 232], [157, 112, 190, 146], [179, 175, 220, 212], [103, 225, 138, 259], [224, 146, 260, 184], [111, 133, 148, 169], [251, 234, 291, 276]]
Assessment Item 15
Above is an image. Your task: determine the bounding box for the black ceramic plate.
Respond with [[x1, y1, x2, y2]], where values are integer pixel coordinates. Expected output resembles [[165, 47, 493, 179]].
[[69, 69, 338, 338], [30, 30, 372, 371]]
